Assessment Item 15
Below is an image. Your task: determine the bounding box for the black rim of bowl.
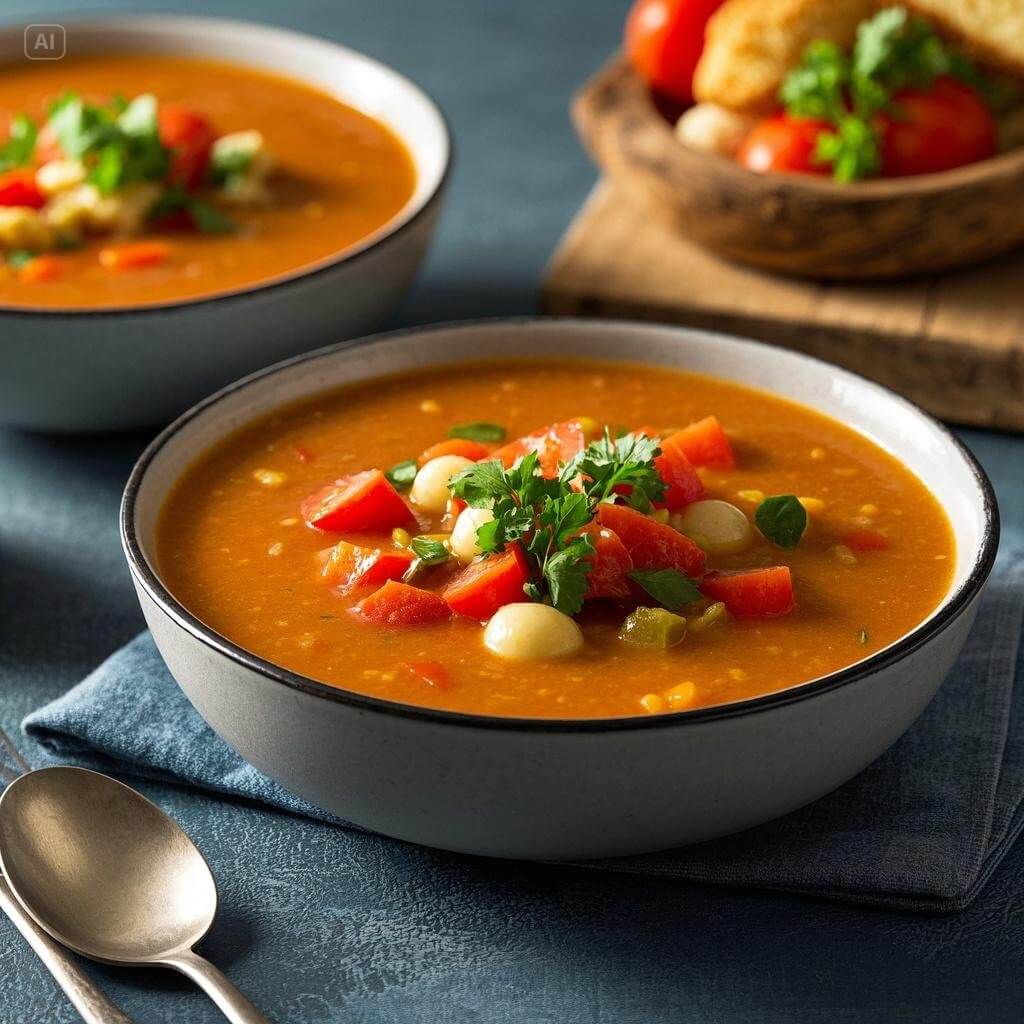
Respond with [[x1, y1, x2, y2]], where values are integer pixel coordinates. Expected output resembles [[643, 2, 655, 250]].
[[0, 13, 453, 317], [121, 317, 1001, 733]]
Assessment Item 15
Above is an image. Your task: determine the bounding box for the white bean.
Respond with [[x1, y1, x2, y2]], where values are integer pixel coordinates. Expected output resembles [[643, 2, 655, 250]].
[[450, 507, 494, 563], [484, 603, 584, 660], [675, 499, 753, 555], [410, 455, 474, 514]]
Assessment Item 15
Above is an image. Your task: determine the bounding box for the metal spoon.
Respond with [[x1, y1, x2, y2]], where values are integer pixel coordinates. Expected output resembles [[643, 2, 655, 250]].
[[0, 765, 270, 1024], [0, 731, 135, 1024]]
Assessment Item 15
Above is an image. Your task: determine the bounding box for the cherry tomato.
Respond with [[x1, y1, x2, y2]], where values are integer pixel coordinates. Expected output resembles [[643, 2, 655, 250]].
[[0, 168, 46, 208], [158, 105, 215, 190], [736, 115, 832, 176], [624, 0, 726, 105], [880, 77, 996, 178]]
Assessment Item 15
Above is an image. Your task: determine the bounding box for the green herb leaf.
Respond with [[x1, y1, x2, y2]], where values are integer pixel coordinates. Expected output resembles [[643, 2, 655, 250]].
[[117, 93, 158, 137], [0, 114, 37, 172], [448, 422, 506, 443], [815, 115, 881, 182], [755, 495, 808, 549], [564, 429, 667, 509], [7, 249, 35, 269], [186, 199, 235, 235], [628, 569, 702, 611], [409, 536, 450, 566], [449, 458, 510, 508], [543, 536, 595, 616], [779, 40, 850, 122], [385, 459, 417, 491]]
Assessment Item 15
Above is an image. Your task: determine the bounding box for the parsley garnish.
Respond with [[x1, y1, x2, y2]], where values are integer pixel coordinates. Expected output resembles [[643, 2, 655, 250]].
[[385, 459, 418, 491], [448, 422, 506, 443], [755, 495, 807, 549], [0, 115, 37, 172], [780, 6, 993, 181], [628, 569, 702, 611], [449, 430, 670, 615], [409, 536, 449, 565], [7, 249, 35, 269]]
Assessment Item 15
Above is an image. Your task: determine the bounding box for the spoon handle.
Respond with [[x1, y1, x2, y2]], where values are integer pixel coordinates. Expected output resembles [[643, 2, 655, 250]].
[[162, 949, 271, 1024], [0, 875, 135, 1024]]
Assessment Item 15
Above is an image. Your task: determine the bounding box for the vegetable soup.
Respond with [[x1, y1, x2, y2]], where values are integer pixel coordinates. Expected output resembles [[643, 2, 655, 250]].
[[0, 54, 416, 307], [157, 359, 955, 719]]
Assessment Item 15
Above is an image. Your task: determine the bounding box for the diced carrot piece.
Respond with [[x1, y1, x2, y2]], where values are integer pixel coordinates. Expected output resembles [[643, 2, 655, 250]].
[[301, 469, 414, 532], [351, 580, 450, 626], [18, 255, 62, 283], [654, 434, 705, 509], [596, 503, 706, 578], [98, 241, 170, 272], [443, 544, 531, 620], [578, 524, 633, 599], [418, 438, 492, 465], [401, 660, 451, 690], [843, 530, 890, 552], [667, 416, 735, 470], [0, 169, 45, 209], [322, 540, 415, 593], [492, 420, 587, 478], [701, 567, 794, 618]]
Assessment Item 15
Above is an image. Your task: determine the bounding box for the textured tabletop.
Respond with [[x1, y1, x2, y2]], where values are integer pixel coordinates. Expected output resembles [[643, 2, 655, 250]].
[[2, 1, 1024, 1021]]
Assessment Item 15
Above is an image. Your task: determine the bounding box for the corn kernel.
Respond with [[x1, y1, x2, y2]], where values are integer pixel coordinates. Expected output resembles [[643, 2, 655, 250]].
[[848, 515, 874, 527], [727, 667, 748, 682], [577, 416, 601, 439], [829, 544, 857, 566], [689, 601, 726, 632], [810, 447, 826, 461], [737, 489, 764, 503], [392, 527, 412, 547], [640, 693, 665, 714], [798, 496, 826, 515], [419, 399, 441, 414], [279, 516, 298, 527], [267, 542, 284, 557], [664, 681, 696, 708], [860, 504, 879, 517], [253, 468, 286, 487]]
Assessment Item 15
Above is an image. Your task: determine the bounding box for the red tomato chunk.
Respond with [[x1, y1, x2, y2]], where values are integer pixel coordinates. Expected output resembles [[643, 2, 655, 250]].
[[352, 581, 450, 626], [322, 541, 415, 593], [654, 433, 705, 509], [596, 503, 706, 578], [579, 524, 633, 600], [418, 438, 492, 465], [701, 567, 795, 618], [301, 470, 414, 533], [668, 416, 735, 470], [492, 420, 587, 479], [443, 544, 531, 620]]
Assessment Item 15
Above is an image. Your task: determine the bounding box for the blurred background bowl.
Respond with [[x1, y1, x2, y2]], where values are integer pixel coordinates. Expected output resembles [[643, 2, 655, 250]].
[[0, 16, 450, 433]]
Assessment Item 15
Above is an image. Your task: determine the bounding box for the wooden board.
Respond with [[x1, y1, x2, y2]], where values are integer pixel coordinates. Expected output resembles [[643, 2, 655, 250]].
[[542, 182, 1024, 432]]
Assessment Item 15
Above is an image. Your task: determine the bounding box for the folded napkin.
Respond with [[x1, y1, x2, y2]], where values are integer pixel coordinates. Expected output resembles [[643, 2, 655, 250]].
[[23, 554, 1024, 913]]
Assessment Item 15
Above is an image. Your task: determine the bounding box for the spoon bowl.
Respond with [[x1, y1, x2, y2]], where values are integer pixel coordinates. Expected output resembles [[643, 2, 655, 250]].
[[0, 766, 268, 1023]]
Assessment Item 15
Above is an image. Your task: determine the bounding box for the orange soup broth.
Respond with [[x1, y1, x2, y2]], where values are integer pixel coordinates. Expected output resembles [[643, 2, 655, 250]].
[[157, 360, 955, 718]]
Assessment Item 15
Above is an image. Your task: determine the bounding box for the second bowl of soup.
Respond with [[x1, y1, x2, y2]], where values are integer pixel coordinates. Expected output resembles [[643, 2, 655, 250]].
[[123, 320, 997, 858], [0, 16, 449, 431]]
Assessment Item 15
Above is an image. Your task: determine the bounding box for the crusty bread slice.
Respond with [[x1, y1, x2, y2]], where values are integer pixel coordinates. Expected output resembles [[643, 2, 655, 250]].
[[897, 0, 1024, 78], [693, 0, 877, 114]]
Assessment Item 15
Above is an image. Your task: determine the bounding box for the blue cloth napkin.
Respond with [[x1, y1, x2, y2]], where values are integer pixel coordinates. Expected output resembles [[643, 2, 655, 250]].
[[23, 556, 1024, 913]]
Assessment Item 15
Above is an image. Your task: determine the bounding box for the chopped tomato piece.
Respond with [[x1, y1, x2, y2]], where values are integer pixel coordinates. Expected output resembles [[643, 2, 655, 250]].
[[98, 241, 170, 272], [667, 416, 735, 470], [158, 105, 215, 190], [18, 255, 62, 283], [352, 580, 450, 626], [843, 530, 890, 553], [580, 524, 634, 599], [301, 469, 414, 532], [418, 438, 492, 465], [322, 540, 415, 593], [654, 434, 705, 509], [401, 660, 451, 690], [0, 169, 45, 209], [443, 544, 531, 620], [701, 567, 794, 618], [596, 503, 705, 577], [492, 420, 587, 478]]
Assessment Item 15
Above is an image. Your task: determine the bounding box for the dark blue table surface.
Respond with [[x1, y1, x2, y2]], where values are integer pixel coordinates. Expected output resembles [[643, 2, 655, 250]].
[[3, 2, 1024, 1021]]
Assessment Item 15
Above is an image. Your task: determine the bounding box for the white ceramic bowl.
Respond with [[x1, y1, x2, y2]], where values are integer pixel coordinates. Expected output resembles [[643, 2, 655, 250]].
[[122, 320, 999, 860], [0, 17, 450, 432]]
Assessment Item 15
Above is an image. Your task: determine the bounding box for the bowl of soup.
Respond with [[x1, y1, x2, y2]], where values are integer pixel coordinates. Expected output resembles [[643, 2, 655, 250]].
[[122, 320, 998, 859], [0, 17, 449, 431]]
